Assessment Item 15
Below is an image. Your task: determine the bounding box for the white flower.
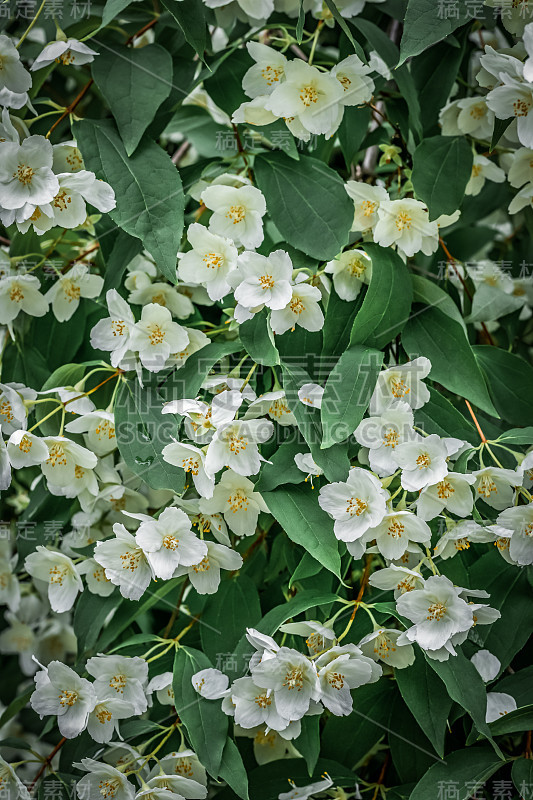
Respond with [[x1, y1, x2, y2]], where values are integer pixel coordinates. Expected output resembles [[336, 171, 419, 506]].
[[90, 290, 136, 368], [0, 433, 10, 491], [486, 75, 533, 147], [270, 282, 324, 335], [0, 556, 20, 611], [147, 672, 175, 707], [41, 435, 97, 488], [297, 382, 324, 408], [75, 758, 135, 800], [358, 628, 415, 668], [245, 390, 297, 426], [131, 507, 208, 580], [315, 644, 381, 715], [31, 39, 98, 70], [345, 181, 389, 232], [87, 697, 133, 743], [31, 661, 97, 738], [417, 472, 476, 520], [278, 776, 333, 800], [508, 146, 533, 188], [0, 135, 59, 210], [396, 575, 474, 654], [201, 184, 266, 249], [366, 510, 431, 560], [294, 452, 324, 486], [6, 429, 49, 468], [354, 401, 416, 476], [204, 0, 274, 26], [471, 649, 501, 683], [85, 654, 148, 714], [509, 180, 533, 214], [265, 60, 344, 138], [433, 519, 494, 560], [486, 692, 517, 723], [231, 676, 290, 731], [45, 264, 103, 322], [77, 558, 115, 597], [192, 667, 229, 699], [53, 142, 85, 173], [496, 503, 533, 565], [231, 249, 293, 312], [472, 466, 522, 510], [392, 434, 462, 492], [465, 154, 506, 196], [199, 469, 268, 537], [369, 564, 425, 597], [18, 171, 115, 235], [331, 55, 374, 106], [374, 198, 438, 257], [456, 96, 495, 139], [279, 621, 335, 655], [162, 441, 214, 498], [0, 35, 32, 96], [325, 248, 372, 301], [318, 467, 389, 543], [151, 750, 206, 787], [369, 358, 431, 415], [162, 398, 215, 444], [0, 756, 30, 800], [65, 410, 116, 457], [242, 42, 287, 98], [0, 274, 48, 326], [93, 523, 153, 601], [166, 327, 210, 369], [204, 418, 274, 477], [177, 541, 243, 594], [177, 223, 237, 301], [252, 647, 320, 721], [25, 546, 83, 612], [129, 303, 189, 373]]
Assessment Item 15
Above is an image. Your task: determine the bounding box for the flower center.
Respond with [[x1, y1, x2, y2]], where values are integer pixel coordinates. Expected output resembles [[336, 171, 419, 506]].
[[254, 692, 272, 707], [395, 211, 412, 231], [109, 674, 127, 692], [426, 602, 447, 621], [327, 671, 345, 690], [228, 433, 247, 454], [163, 534, 180, 550], [437, 480, 454, 499], [119, 549, 142, 571], [300, 85, 319, 106], [9, 283, 24, 302], [228, 490, 249, 513], [49, 564, 69, 585], [226, 205, 245, 224], [390, 377, 410, 398], [14, 164, 34, 185], [289, 296, 305, 315], [383, 428, 399, 447], [478, 475, 497, 497], [203, 252, 224, 269], [18, 435, 32, 453], [283, 666, 304, 690], [193, 555, 210, 573], [53, 189, 72, 211], [387, 518, 405, 538], [361, 200, 377, 217], [416, 452, 431, 469], [47, 443, 67, 467], [258, 273, 275, 289], [148, 323, 165, 345], [58, 688, 78, 707], [261, 65, 283, 85], [346, 496, 367, 516], [513, 97, 531, 117]]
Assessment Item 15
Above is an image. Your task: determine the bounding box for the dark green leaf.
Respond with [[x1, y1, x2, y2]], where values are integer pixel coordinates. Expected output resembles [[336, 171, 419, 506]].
[[411, 136, 473, 220], [473, 345, 533, 427]]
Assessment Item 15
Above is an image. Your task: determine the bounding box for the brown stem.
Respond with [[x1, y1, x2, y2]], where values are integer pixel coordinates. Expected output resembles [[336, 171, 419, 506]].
[[465, 399, 487, 443], [46, 79, 94, 139], [125, 17, 159, 45], [163, 578, 189, 639], [372, 752, 390, 800], [28, 737, 67, 792], [61, 243, 100, 273]]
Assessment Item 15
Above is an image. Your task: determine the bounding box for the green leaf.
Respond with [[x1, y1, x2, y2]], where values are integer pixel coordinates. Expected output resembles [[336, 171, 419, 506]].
[[160, 0, 207, 59], [324, 0, 366, 60], [172, 646, 228, 776], [350, 243, 413, 349], [248, 759, 357, 800], [469, 550, 533, 670], [255, 440, 307, 493], [203, 50, 250, 116], [254, 152, 353, 261], [338, 106, 371, 169], [115, 377, 185, 493], [239, 309, 279, 366], [158, 341, 243, 401], [411, 39, 467, 133], [411, 274, 466, 332], [409, 746, 504, 800], [402, 305, 498, 418], [512, 756, 533, 794], [473, 345, 533, 427], [91, 44, 173, 156], [295, 716, 321, 775], [217, 738, 249, 800], [73, 590, 122, 656], [426, 650, 496, 744], [281, 361, 350, 481], [415, 387, 477, 442], [411, 136, 473, 220], [0, 688, 33, 729], [320, 345, 383, 448], [395, 650, 452, 758], [322, 285, 364, 358], [490, 117, 513, 152], [399, 0, 469, 63], [74, 119, 184, 283], [489, 705, 533, 735], [102, 0, 137, 27], [200, 576, 261, 666], [495, 427, 533, 445], [296, 0, 305, 43], [263, 485, 342, 579]]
